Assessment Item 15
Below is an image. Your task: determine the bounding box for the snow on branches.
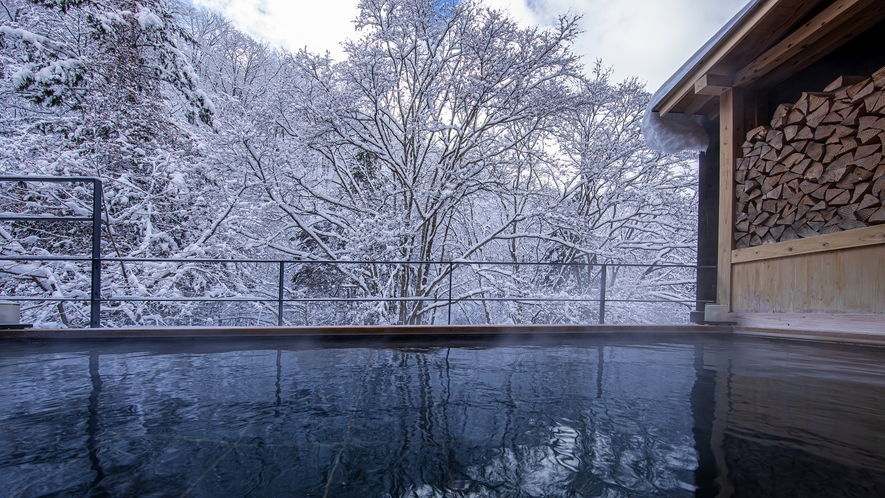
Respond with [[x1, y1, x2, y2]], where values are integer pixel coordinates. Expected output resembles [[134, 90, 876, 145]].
[[0, 0, 213, 124], [0, 0, 698, 327]]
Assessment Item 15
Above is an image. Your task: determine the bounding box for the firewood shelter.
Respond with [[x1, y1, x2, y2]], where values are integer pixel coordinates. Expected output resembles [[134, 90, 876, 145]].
[[644, 0, 885, 340]]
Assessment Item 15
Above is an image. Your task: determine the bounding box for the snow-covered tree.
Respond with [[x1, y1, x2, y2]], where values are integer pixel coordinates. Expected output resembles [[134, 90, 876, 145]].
[[0, 0, 242, 326], [247, 0, 588, 324], [0, 0, 699, 327]]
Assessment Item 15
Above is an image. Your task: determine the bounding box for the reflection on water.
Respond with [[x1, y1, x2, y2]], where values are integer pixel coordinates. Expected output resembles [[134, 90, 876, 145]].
[[0, 336, 884, 497]]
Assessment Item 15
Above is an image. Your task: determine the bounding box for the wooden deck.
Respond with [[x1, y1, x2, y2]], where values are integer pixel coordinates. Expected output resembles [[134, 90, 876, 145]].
[[732, 312, 885, 346]]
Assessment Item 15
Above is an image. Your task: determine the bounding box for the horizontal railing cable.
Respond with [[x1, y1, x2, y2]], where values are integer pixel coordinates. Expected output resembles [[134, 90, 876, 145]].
[[0, 255, 711, 327], [1, 176, 713, 328]]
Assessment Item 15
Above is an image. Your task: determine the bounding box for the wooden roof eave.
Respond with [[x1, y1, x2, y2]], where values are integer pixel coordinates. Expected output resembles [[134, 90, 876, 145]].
[[652, 0, 795, 116], [653, 0, 885, 118]]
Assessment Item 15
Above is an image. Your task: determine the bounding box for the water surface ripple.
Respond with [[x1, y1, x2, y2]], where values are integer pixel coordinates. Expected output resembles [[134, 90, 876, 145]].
[[1, 336, 883, 497]]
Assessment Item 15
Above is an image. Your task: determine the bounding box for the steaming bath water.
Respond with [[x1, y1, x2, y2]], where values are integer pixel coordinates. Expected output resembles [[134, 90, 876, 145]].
[[1, 334, 883, 497]]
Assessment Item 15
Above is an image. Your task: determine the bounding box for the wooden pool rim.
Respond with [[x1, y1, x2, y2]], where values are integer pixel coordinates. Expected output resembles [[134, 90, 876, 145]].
[[0, 324, 732, 340], [3, 323, 884, 347]]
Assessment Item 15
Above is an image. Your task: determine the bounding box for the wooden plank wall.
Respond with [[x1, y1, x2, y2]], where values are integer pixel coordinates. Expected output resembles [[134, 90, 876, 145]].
[[731, 243, 885, 313]]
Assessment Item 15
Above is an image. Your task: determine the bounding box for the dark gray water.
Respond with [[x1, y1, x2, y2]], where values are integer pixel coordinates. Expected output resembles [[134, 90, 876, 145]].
[[0, 335, 883, 497]]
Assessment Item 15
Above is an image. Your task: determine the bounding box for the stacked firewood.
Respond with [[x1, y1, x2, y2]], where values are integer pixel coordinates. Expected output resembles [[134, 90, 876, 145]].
[[734, 69, 885, 248]]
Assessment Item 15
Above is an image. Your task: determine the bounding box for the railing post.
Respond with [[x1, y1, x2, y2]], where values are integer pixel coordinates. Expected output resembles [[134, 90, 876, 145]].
[[447, 262, 453, 325], [278, 261, 285, 326], [90, 179, 102, 328], [598, 264, 607, 325]]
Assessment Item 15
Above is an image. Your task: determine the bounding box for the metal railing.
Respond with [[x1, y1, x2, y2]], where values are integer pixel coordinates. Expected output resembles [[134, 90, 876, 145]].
[[0, 177, 714, 328], [0, 176, 103, 327]]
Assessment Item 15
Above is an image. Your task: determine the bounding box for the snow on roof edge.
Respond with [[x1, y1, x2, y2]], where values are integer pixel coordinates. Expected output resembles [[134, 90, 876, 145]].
[[642, 0, 762, 154]]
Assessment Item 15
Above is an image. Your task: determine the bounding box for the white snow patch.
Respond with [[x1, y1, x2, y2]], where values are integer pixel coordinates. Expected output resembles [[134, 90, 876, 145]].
[[64, 201, 90, 216], [11, 68, 34, 89], [34, 61, 67, 84], [1, 26, 45, 48], [642, 108, 709, 154], [137, 8, 164, 30], [195, 89, 215, 113]]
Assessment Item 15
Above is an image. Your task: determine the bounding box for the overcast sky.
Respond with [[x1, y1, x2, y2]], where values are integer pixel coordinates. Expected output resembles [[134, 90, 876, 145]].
[[189, 0, 750, 92]]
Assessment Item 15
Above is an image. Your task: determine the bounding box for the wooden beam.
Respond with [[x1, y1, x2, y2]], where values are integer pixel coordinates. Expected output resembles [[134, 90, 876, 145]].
[[656, 0, 782, 116], [758, 2, 885, 88], [695, 74, 731, 95], [683, 94, 716, 117], [717, 88, 744, 309], [733, 0, 885, 88], [706, 104, 721, 121], [731, 225, 885, 263]]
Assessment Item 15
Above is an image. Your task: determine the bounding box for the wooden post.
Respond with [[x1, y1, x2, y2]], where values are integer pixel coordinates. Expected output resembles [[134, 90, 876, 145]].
[[718, 88, 744, 309], [696, 119, 720, 317]]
